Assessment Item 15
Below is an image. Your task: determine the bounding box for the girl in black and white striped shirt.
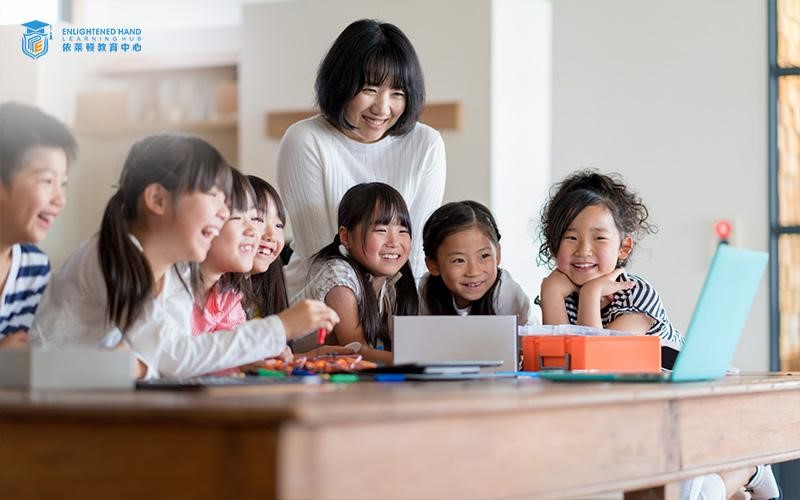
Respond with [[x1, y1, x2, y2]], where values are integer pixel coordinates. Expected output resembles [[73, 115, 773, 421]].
[[537, 170, 779, 500], [537, 170, 684, 369]]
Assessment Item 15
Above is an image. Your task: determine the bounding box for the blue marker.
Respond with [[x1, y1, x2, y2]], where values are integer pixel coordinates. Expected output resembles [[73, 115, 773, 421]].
[[496, 371, 541, 378]]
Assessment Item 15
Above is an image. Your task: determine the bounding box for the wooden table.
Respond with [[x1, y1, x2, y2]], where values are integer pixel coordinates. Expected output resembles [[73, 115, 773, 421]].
[[1, 374, 799, 499]]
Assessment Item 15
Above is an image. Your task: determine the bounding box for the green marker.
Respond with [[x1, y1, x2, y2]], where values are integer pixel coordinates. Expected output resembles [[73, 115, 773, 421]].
[[256, 368, 286, 378], [330, 373, 359, 384]]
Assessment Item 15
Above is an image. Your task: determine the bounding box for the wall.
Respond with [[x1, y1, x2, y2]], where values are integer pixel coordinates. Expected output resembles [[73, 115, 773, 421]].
[[491, 0, 551, 311], [551, 0, 769, 369]]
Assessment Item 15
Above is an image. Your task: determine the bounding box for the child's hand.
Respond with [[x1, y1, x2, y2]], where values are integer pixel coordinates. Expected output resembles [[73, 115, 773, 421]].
[[0, 331, 29, 349], [274, 345, 294, 363], [541, 269, 579, 299], [277, 299, 340, 340], [580, 268, 635, 300], [313, 345, 358, 356], [113, 341, 149, 379]]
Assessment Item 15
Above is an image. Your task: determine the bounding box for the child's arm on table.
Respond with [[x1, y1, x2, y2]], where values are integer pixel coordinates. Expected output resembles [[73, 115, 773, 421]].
[[324, 286, 392, 365]]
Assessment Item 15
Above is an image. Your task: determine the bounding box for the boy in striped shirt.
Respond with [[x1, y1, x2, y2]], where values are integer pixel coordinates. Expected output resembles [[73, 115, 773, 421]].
[[0, 102, 76, 347]]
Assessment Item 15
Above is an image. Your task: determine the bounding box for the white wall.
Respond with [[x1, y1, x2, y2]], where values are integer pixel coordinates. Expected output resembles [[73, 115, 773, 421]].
[[491, 0, 551, 312], [551, 0, 769, 369]]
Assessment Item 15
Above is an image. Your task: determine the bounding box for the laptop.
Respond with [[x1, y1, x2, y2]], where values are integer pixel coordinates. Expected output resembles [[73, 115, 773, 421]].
[[539, 244, 768, 383], [393, 315, 518, 372]]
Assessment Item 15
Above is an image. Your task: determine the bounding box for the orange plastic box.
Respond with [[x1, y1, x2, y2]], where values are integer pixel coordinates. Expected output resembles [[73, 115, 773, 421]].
[[521, 335, 661, 373]]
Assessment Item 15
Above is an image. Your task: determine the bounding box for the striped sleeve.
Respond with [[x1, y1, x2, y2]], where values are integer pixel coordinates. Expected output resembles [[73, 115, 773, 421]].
[[607, 273, 685, 350], [0, 244, 51, 336]]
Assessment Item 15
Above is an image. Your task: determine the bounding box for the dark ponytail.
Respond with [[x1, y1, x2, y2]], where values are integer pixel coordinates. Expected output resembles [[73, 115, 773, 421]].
[[99, 134, 232, 332], [99, 191, 153, 331]]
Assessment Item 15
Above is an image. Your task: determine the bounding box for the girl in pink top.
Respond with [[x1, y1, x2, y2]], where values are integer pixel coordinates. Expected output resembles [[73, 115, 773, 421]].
[[192, 169, 259, 336]]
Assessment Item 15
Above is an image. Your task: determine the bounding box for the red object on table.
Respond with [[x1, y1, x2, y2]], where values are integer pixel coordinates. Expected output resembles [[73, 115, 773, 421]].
[[316, 328, 327, 345]]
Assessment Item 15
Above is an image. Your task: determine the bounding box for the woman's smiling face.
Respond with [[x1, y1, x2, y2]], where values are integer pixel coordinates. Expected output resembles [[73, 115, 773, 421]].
[[341, 83, 406, 143]]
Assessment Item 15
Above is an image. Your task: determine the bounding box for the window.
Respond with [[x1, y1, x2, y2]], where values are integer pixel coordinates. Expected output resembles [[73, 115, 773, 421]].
[[770, 0, 800, 370]]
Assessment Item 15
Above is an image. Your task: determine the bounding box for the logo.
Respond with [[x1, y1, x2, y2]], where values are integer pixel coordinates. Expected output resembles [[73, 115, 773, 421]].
[[21, 20, 52, 60]]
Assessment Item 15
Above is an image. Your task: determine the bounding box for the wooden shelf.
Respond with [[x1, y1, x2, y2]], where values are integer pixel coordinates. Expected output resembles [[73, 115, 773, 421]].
[[76, 116, 237, 137], [97, 52, 238, 76]]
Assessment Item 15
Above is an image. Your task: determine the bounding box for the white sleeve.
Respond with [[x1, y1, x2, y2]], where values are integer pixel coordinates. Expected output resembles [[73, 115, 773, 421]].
[[128, 313, 288, 380], [276, 123, 332, 263], [498, 271, 534, 326], [408, 133, 446, 279]]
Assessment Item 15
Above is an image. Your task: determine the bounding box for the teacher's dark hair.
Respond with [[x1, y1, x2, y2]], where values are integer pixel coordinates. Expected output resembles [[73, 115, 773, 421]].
[[316, 19, 425, 137]]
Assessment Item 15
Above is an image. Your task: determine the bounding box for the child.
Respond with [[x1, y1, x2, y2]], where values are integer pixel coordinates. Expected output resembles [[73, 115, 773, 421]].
[[537, 169, 779, 500], [420, 200, 531, 326], [245, 175, 288, 318], [192, 169, 259, 336], [537, 169, 684, 367], [29, 134, 338, 379], [294, 182, 418, 364], [0, 102, 76, 348]]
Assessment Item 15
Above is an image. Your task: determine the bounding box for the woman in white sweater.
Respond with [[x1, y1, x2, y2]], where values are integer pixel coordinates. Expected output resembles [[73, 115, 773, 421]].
[[277, 18, 446, 299]]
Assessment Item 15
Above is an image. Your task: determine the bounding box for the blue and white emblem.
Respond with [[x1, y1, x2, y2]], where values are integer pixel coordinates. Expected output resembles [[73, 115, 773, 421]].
[[21, 20, 52, 60]]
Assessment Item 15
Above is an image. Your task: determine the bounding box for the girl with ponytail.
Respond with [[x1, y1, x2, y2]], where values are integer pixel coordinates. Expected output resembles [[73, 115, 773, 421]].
[[30, 134, 338, 378], [293, 182, 418, 364]]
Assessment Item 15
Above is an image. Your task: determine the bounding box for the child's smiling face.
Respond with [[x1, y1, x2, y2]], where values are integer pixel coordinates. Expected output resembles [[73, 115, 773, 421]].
[[169, 186, 228, 263], [205, 202, 260, 274], [343, 217, 410, 278], [251, 196, 285, 274], [0, 146, 68, 245], [426, 226, 501, 309], [555, 204, 632, 286]]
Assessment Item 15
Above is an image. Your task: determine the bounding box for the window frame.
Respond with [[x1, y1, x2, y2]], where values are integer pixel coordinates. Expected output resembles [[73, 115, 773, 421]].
[[768, 0, 800, 370]]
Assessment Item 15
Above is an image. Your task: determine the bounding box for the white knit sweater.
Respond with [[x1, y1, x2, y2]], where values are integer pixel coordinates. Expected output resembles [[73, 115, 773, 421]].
[[276, 115, 446, 299]]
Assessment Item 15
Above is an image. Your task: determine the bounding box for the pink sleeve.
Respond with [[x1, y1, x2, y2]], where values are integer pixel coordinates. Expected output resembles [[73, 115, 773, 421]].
[[192, 290, 247, 336]]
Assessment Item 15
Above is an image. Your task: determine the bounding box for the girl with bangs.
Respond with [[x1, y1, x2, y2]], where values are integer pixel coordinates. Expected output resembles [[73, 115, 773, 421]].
[[30, 135, 338, 379], [191, 168, 259, 336], [294, 183, 419, 364], [420, 201, 531, 326], [277, 18, 446, 300], [245, 175, 289, 318]]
